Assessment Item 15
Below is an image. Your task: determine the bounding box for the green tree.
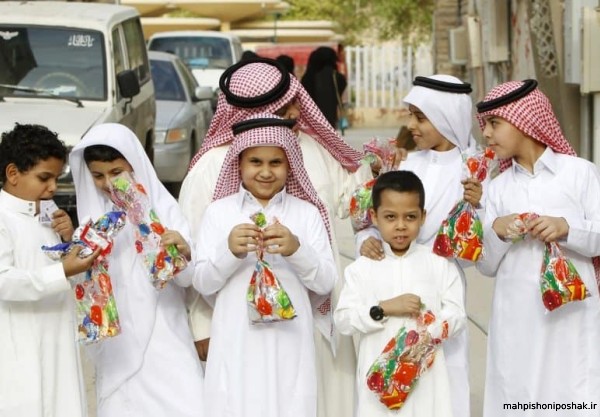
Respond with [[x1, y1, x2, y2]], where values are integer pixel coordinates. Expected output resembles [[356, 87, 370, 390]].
[[286, 0, 434, 43]]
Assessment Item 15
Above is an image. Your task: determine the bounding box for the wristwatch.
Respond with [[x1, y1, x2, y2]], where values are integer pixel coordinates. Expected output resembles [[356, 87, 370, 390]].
[[369, 305, 385, 321]]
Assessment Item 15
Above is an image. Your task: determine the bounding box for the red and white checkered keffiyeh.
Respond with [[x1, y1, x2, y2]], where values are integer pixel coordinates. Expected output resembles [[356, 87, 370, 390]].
[[476, 80, 576, 172], [478, 81, 600, 290], [213, 113, 332, 240], [189, 60, 363, 172], [214, 113, 336, 344]]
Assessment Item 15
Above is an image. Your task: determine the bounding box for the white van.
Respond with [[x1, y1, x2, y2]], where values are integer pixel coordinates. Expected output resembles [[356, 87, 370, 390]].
[[147, 31, 243, 107], [0, 1, 155, 211]]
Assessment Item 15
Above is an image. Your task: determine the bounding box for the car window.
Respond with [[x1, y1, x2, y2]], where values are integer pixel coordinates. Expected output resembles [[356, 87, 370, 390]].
[[112, 26, 125, 100], [122, 18, 150, 85], [175, 59, 198, 94], [150, 59, 185, 101], [148, 36, 233, 69], [0, 25, 106, 100]]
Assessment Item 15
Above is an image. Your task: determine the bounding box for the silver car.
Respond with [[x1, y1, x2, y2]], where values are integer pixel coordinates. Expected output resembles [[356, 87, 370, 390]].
[[149, 50, 213, 191]]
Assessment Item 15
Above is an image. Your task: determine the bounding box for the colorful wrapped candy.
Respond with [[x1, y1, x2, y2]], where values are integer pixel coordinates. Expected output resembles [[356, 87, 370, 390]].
[[246, 211, 297, 323], [433, 147, 495, 262], [42, 211, 125, 343], [366, 309, 445, 410], [541, 242, 590, 311], [109, 171, 187, 290], [505, 212, 539, 242], [349, 138, 398, 233]]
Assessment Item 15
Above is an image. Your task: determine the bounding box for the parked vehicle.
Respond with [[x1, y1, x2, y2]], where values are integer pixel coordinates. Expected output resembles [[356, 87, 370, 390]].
[[149, 51, 213, 192], [147, 31, 243, 109], [0, 1, 156, 212]]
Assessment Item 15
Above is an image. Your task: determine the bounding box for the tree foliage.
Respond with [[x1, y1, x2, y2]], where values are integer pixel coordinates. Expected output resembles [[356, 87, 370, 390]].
[[285, 0, 434, 44]]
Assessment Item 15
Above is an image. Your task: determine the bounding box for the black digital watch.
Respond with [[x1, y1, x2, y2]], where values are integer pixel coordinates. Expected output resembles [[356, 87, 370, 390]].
[[369, 305, 385, 321]]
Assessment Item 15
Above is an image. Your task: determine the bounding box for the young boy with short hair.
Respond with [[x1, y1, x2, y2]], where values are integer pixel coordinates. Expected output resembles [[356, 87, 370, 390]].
[[0, 123, 99, 417], [475, 79, 600, 416], [335, 170, 466, 417], [69, 123, 204, 417], [193, 114, 337, 417]]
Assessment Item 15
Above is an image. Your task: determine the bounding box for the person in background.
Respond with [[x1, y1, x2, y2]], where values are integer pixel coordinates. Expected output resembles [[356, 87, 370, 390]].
[[301, 46, 347, 130], [276, 54, 295, 75]]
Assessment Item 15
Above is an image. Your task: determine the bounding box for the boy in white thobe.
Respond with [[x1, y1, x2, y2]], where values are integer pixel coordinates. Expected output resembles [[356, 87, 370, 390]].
[[182, 58, 371, 417], [336, 170, 466, 417], [356, 75, 482, 417], [0, 123, 99, 417], [476, 80, 600, 417], [193, 114, 337, 417], [69, 124, 204, 417]]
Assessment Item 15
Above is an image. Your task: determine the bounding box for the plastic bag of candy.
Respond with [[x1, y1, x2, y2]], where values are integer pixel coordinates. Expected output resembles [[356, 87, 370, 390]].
[[42, 211, 125, 343], [348, 138, 399, 233], [433, 147, 495, 262], [540, 242, 589, 311], [109, 171, 187, 290], [366, 309, 443, 410], [246, 211, 297, 323], [505, 212, 539, 242]]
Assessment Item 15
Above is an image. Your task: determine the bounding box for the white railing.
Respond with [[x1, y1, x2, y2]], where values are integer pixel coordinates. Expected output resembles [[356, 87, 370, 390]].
[[345, 43, 433, 109]]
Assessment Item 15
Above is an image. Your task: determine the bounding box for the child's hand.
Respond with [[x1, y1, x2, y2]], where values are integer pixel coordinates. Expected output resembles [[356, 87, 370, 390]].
[[62, 246, 101, 277], [394, 147, 408, 168], [380, 293, 422, 317], [160, 230, 191, 261], [51, 209, 74, 242], [492, 214, 519, 240], [262, 223, 300, 256], [527, 216, 569, 242], [228, 223, 262, 258], [462, 178, 483, 206], [359, 237, 384, 260]]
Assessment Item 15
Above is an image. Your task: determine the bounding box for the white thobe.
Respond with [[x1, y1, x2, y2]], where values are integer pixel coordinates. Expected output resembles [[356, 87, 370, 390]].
[[477, 148, 600, 417], [355, 148, 472, 417], [193, 188, 337, 417], [0, 190, 86, 417], [335, 242, 466, 417], [180, 132, 371, 417]]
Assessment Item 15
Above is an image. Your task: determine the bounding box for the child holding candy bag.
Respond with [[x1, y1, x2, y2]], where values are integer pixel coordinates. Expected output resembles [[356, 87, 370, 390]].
[[69, 123, 204, 417], [355, 74, 484, 417], [193, 114, 336, 417], [0, 123, 100, 417], [475, 80, 600, 417], [336, 170, 466, 417]]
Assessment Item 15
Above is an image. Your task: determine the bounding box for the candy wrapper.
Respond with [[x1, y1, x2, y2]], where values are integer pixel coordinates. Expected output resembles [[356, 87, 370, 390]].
[[42, 211, 125, 343], [246, 211, 297, 323], [366, 309, 443, 410], [540, 242, 590, 311], [433, 147, 495, 262], [505, 212, 539, 242], [348, 138, 399, 233], [109, 171, 187, 290]]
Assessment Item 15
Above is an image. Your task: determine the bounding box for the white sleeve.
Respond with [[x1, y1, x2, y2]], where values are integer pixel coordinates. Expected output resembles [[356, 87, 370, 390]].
[[0, 225, 70, 301], [334, 262, 386, 336], [284, 207, 337, 295], [426, 260, 466, 341], [354, 226, 381, 258], [561, 163, 600, 257], [178, 161, 216, 240], [192, 205, 245, 296], [476, 186, 512, 277]]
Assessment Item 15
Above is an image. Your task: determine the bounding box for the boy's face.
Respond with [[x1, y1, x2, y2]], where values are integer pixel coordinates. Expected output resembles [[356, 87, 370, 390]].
[[240, 146, 289, 206], [482, 115, 528, 160], [407, 104, 455, 152], [4, 157, 64, 205], [370, 189, 425, 257], [87, 158, 133, 197]]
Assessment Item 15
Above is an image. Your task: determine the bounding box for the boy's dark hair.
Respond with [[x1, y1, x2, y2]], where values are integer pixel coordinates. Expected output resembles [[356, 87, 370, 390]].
[[83, 145, 126, 164], [0, 123, 67, 182], [371, 170, 425, 211]]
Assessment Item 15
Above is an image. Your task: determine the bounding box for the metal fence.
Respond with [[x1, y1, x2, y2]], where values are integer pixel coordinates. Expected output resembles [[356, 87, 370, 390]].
[[345, 43, 433, 109]]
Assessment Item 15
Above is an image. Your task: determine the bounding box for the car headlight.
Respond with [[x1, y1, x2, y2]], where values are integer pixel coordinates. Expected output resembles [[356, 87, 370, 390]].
[[155, 130, 167, 144], [164, 128, 187, 143]]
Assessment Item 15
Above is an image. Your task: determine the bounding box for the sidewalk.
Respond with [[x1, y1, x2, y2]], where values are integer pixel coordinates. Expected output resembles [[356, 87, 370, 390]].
[[337, 125, 493, 417]]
